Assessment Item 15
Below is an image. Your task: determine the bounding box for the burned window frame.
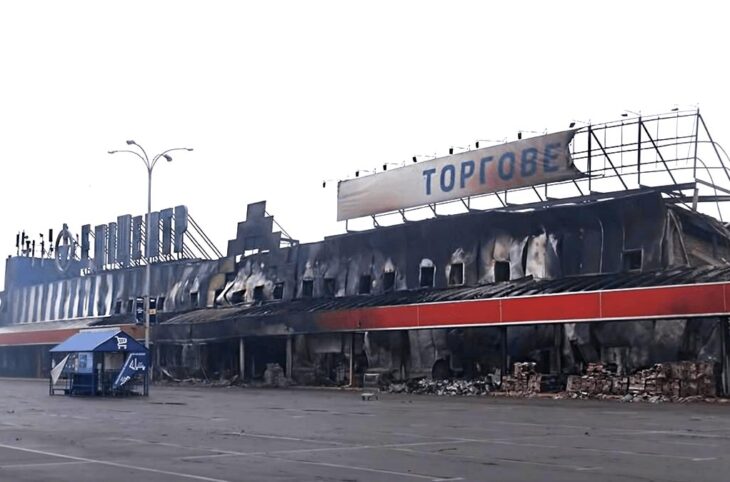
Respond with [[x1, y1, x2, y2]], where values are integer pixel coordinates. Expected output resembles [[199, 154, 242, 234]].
[[494, 260, 510, 282], [359, 274, 372, 294], [323, 277, 336, 297], [419, 266, 435, 288], [448, 262, 464, 286], [301, 279, 314, 298], [273, 282, 285, 300], [623, 249, 643, 271], [383, 271, 396, 292]]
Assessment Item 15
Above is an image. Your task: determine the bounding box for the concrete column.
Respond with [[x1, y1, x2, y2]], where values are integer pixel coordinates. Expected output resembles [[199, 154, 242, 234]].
[[721, 318, 729, 396], [154, 343, 161, 382], [551, 323, 563, 374], [500, 326, 508, 382], [239, 337, 245, 381], [349, 332, 355, 387], [285, 336, 293, 379]]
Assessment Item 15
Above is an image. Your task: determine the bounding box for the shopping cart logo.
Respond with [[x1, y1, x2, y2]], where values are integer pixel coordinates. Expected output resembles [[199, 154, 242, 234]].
[[115, 336, 128, 350]]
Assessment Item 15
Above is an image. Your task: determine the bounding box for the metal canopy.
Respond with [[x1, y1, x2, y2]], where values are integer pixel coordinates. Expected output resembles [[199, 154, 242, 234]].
[[50, 329, 145, 353]]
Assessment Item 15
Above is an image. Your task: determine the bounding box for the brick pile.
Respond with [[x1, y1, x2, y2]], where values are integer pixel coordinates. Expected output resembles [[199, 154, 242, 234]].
[[500, 362, 541, 394], [566, 363, 626, 396], [567, 361, 717, 399]]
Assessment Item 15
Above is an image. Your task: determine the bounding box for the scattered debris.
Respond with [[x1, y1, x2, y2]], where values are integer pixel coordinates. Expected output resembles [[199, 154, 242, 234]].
[[387, 377, 492, 396]]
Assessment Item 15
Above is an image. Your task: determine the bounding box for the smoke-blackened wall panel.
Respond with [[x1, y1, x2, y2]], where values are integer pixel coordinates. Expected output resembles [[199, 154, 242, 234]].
[[174, 205, 188, 253], [161, 208, 173, 256], [132, 216, 143, 261], [94, 225, 107, 270], [117, 215, 132, 267], [146, 212, 160, 259]]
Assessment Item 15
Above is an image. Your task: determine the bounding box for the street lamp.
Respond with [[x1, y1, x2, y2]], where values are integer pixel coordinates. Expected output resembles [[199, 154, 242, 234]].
[[108, 141, 193, 350]]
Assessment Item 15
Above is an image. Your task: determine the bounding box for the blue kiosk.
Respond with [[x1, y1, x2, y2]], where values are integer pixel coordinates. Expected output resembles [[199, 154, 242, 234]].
[[49, 329, 149, 397]]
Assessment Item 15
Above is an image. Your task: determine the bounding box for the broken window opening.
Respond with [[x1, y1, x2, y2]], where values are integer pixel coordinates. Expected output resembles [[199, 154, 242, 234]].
[[126, 299, 134, 314], [359, 275, 372, 294], [419, 266, 435, 288], [114, 300, 122, 315], [623, 249, 643, 271], [190, 291, 200, 307], [383, 271, 396, 292], [448, 263, 464, 286], [253, 285, 265, 302], [323, 278, 336, 297], [273, 282, 284, 300], [157, 296, 166, 312], [230, 289, 245, 304], [494, 261, 510, 282], [301, 279, 314, 298]]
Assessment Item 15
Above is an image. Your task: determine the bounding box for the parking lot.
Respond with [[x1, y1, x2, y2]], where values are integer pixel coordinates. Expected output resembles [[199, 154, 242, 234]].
[[1, 379, 730, 481]]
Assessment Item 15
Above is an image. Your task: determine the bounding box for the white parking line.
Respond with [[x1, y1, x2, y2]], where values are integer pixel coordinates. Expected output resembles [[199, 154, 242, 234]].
[[0, 461, 92, 469], [245, 452, 463, 481], [0, 443, 231, 482]]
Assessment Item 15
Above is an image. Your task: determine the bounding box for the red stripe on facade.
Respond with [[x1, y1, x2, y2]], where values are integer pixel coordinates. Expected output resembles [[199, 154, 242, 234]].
[[0, 324, 144, 347], [600, 284, 726, 319], [313, 282, 730, 331], [2, 283, 730, 346]]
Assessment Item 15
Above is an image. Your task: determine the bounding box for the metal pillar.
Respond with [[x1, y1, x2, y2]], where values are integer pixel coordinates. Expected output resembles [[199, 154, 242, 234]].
[[721, 317, 730, 396], [285, 336, 293, 379], [551, 323, 562, 374], [154, 342, 160, 380], [349, 332, 355, 387], [239, 337, 245, 381], [500, 326, 508, 382]]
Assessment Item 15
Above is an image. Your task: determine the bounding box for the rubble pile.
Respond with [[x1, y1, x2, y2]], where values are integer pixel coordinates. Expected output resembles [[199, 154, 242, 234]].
[[566, 363, 626, 396], [263, 363, 290, 387], [567, 361, 718, 400], [500, 362, 542, 394], [387, 377, 492, 396]]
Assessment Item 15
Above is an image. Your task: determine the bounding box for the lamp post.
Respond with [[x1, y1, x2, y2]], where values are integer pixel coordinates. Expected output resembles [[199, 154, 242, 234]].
[[108, 141, 193, 350]]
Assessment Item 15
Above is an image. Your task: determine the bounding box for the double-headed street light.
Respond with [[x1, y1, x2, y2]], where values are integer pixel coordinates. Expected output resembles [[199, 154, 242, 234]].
[[108, 141, 193, 350]]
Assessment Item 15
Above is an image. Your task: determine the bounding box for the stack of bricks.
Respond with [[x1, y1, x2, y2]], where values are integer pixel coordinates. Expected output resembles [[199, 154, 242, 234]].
[[567, 361, 717, 398], [630, 361, 717, 398], [566, 363, 627, 396], [500, 362, 541, 394]]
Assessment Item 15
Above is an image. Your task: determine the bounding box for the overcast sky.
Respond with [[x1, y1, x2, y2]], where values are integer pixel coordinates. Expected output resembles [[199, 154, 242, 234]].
[[1, 1, 728, 289]]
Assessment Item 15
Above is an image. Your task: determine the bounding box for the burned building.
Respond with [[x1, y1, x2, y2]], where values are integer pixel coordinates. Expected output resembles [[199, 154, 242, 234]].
[[1, 110, 730, 395]]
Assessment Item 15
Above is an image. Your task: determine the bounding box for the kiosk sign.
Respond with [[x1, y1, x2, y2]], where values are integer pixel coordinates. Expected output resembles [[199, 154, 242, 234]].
[[337, 130, 580, 221]]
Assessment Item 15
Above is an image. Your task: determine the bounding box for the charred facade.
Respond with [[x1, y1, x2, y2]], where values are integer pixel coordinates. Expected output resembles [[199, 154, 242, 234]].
[[2, 190, 730, 392]]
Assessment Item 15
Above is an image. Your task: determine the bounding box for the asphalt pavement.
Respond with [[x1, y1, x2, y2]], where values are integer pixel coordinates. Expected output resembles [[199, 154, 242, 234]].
[[1, 379, 729, 481]]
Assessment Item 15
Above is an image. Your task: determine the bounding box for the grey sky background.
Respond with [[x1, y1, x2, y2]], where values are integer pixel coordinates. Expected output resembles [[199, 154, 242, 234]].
[[1, 1, 728, 289]]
